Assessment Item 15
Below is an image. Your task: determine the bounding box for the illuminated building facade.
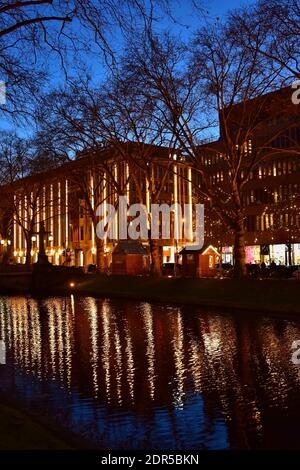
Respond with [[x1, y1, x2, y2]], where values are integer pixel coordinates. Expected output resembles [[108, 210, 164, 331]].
[[5, 145, 195, 267], [199, 87, 300, 266]]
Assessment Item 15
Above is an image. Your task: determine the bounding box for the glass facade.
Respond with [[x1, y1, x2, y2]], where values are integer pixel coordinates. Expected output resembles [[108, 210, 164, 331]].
[[245, 245, 261, 264], [222, 243, 300, 266]]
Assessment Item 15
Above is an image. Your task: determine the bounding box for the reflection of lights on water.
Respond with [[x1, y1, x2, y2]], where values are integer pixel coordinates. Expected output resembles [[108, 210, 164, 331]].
[[54, 300, 65, 384], [87, 298, 99, 397], [44, 299, 74, 386], [16, 299, 27, 366], [285, 325, 300, 385], [12, 301, 20, 364], [48, 301, 57, 378], [5, 297, 75, 388], [0, 301, 5, 341], [28, 299, 42, 379], [3, 298, 44, 378], [114, 328, 123, 405], [3, 295, 300, 449], [172, 310, 185, 408], [258, 322, 291, 406], [125, 322, 135, 403], [101, 301, 111, 403], [142, 303, 156, 400], [70, 294, 75, 318], [203, 332, 222, 357], [189, 339, 202, 393], [64, 299, 73, 389]]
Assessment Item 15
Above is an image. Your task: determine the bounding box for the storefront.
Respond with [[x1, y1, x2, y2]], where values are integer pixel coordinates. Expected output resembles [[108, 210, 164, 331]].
[[221, 246, 233, 264], [162, 246, 174, 263], [261, 243, 300, 266], [293, 243, 300, 265], [245, 245, 261, 264], [269, 244, 286, 265], [207, 243, 300, 267]]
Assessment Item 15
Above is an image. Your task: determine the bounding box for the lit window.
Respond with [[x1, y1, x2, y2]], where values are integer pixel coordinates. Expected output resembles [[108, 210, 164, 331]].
[[277, 162, 282, 176], [283, 161, 287, 175], [265, 214, 269, 230]]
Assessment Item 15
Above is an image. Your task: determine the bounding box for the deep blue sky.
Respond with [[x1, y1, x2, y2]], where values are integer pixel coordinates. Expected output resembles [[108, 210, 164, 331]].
[[204, 0, 246, 14], [171, 0, 247, 30]]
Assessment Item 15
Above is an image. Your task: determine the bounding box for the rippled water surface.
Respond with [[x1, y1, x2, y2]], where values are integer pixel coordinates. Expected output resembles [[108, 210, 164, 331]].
[[0, 295, 300, 449]]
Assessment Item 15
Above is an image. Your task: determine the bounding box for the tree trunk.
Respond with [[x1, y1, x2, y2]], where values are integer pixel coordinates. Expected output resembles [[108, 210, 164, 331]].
[[25, 235, 32, 267], [233, 218, 247, 279], [96, 238, 105, 273], [149, 239, 161, 276]]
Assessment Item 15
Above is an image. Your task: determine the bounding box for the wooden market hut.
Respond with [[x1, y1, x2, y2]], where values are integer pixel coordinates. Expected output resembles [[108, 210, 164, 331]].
[[180, 245, 220, 278], [111, 240, 150, 275]]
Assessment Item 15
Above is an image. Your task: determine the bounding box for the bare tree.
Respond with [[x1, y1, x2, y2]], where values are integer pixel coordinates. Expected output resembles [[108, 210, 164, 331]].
[[229, 0, 300, 79], [86, 74, 176, 276], [118, 18, 298, 277], [0, 0, 181, 119], [0, 132, 61, 266], [36, 86, 133, 272], [0, 1, 73, 118]]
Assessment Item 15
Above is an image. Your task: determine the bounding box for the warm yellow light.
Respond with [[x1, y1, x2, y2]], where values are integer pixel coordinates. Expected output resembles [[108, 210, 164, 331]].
[[31, 236, 36, 242], [69, 282, 75, 288], [0, 240, 4, 245], [91, 246, 96, 255], [19, 250, 23, 257], [201, 245, 220, 256]]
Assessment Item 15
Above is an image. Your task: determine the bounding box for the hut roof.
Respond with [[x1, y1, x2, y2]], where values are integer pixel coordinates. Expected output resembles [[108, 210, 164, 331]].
[[180, 244, 220, 256], [112, 240, 148, 255]]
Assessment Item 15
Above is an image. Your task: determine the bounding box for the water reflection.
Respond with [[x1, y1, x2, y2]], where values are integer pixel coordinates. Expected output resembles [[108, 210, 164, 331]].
[[0, 295, 300, 449]]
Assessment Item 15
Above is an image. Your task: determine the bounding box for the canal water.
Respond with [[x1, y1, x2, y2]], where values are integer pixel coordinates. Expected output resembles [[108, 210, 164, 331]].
[[0, 295, 300, 449]]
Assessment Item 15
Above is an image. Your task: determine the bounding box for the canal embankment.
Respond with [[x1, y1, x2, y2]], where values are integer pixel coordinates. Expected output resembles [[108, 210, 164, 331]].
[[71, 276, 300, 314], [0, 271, 299, 314]]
